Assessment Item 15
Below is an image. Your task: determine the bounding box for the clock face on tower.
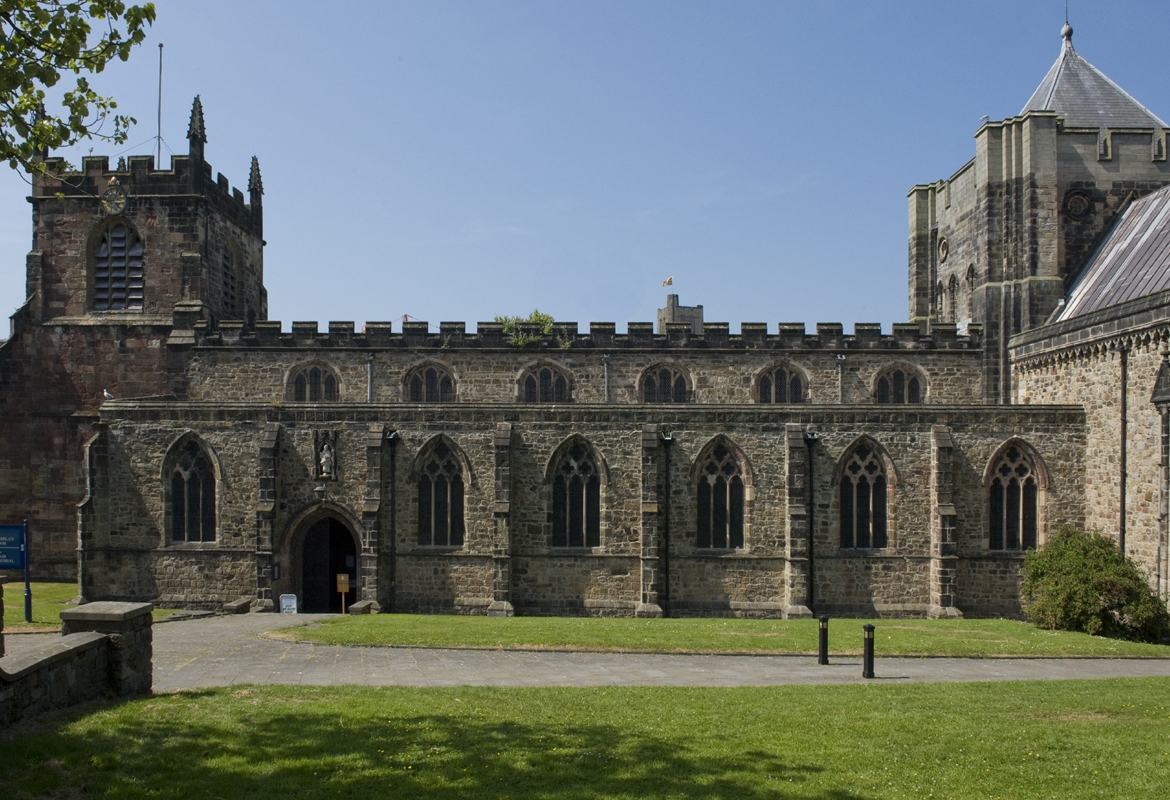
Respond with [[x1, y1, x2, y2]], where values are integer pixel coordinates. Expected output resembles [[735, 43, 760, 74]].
[[100, 185, 127, 215]]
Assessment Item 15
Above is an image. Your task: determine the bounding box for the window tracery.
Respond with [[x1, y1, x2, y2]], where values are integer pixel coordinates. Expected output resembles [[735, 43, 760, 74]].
[[417, 442, 465, 547], [642, 365, 690, 403], [988, 445, 1040, 551], [168, 439, 216, 543], [758, 365, 807, 404], [696, 443, 745, 549], [875, 367, 924, 404], [289, 364, 340, 402], [407, 364, 456, 403], [551, 442, 600, 547], [522, 364, 572, 403], [839, 442, 889, 549]]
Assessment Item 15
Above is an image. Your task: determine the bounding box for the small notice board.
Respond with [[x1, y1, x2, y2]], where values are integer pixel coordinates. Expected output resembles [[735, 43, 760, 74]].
[[279, 594, 298, 614], [0, 525, 23, 570]]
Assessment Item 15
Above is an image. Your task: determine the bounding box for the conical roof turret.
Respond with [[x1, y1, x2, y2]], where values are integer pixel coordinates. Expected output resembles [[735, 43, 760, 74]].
[[1021, 24, 1167, 128]]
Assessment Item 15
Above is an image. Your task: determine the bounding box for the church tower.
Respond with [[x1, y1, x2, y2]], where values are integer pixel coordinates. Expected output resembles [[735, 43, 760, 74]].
[[0, 98, 266, 578], [909, 24, 1170, 402]]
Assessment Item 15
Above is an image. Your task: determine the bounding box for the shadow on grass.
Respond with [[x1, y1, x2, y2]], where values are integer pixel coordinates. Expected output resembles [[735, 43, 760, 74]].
[[0, 690, 872, 799]]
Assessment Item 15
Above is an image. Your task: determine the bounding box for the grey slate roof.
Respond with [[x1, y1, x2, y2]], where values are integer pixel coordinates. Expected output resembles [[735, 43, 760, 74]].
[[1021, 24, 1167, 129], [1058, 184, 1170, 321]]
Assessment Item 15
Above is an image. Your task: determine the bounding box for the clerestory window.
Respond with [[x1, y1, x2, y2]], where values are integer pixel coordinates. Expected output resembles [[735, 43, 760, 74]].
[[289, 365, 340, 402], [876, 368, 923, 404], [522, 365, 571, 403], [407, 365, 456, 403], [643, 365, 690, 403], [93, 222, 144, 310], [758, 366, 807, 404]]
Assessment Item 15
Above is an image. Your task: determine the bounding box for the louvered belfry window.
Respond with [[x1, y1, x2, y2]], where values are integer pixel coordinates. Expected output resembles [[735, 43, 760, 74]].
[[170, 440, 216, 543], [876, 369, 922, 404], [839, 444, 888, 549], [758, 367, 806, 403], [93, 223, 144, 310], [523, 366, 570, 403], [222, 248, 238, 318], [551, 443, 600, 547], [417, 443, 465, 547], [989, 446, 1039, 551], [643, 366, 689, 403], [408, 366, 455, 402], [696, 444, 745, 549]]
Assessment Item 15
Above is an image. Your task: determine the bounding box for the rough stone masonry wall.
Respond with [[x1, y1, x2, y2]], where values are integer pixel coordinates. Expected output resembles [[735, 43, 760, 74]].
[[1015, 330, 1167, 592], [0, 601, 152, 729], [83, 401, 1084, 618]]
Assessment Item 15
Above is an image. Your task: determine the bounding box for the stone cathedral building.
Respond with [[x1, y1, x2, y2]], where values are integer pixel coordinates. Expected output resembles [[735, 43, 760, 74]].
[[2, 25, 1168, 617]]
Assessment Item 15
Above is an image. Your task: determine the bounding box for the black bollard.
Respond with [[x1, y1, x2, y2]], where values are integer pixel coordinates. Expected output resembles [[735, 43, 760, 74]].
[[818, 615, 829, 665], [862, 623, 875, 679]]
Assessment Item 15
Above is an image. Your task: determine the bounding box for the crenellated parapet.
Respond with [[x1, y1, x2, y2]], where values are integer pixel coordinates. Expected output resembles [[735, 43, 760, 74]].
[[181, 318, 983, 351]]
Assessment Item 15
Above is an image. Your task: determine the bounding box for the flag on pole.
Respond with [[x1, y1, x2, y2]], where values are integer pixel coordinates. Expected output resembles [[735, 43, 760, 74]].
[[662, 276, 674, 286]]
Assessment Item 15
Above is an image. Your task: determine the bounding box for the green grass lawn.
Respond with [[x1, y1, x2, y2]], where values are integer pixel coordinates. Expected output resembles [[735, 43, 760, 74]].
[[2, 581, 183, 631], [278, 613, 1170, 658], [2, 679, 1168, 799]]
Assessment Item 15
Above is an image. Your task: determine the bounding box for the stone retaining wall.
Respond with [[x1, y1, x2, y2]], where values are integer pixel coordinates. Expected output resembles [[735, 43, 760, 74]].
[[0, 601, 152, 729]]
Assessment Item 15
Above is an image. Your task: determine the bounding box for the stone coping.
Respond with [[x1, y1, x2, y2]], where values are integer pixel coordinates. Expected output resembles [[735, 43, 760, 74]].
[[0, 631, 106, 681], [60, 601, 153, 623], [1009, 286, 1170, 357]]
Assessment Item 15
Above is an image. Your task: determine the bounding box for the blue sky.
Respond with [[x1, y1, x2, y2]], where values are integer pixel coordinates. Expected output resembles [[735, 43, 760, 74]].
[[1, 1, 1166, 332]]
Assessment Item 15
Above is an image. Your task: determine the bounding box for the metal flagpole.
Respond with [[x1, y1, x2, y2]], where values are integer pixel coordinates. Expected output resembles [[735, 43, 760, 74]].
[[157, 43, 163, 165]]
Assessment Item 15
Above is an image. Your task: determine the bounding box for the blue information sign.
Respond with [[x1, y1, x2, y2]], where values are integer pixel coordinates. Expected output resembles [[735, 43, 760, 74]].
[[0, 524, 23, 569]]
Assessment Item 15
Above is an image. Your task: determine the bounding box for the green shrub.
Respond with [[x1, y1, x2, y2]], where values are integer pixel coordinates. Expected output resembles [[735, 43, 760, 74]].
[[1021, 526, 1170, 642]]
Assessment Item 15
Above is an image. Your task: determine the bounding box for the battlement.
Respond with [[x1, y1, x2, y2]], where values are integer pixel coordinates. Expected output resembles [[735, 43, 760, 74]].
[[183, 318, 983, 351]]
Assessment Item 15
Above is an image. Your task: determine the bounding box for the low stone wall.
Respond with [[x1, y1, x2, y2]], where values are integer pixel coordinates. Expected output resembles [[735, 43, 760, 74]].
[[0, 601, 152, 729]]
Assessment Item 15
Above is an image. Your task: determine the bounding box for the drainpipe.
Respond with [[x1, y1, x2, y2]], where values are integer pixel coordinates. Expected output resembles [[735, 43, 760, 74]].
[[387, 430, 399, 611], [366, 353, 374, 402], [835, 355, 845, 404], [1115, 344, 1129, 557], [602, 354, 611, 403], [660, 430, 673, 618]]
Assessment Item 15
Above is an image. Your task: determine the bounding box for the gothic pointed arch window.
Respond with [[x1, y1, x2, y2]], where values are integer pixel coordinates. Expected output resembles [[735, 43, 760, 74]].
[[987, 443, 1042, 551], [642, 364, 691, 403], [875, 366, 925, 404], [406, 364, 456, 403], [416, 441, 465, 547], [550, 442, 600, 548], [758, 364, 807, 404], [167, 438, 217, 543], [838, 441, 890, 549], [947, 274, 959, 324], [696, 442, 746, 550], [92, 220, 144, 310], [936, 280, 946, 322], [288, 364, 341, 402], [521, 363, 572, 403]]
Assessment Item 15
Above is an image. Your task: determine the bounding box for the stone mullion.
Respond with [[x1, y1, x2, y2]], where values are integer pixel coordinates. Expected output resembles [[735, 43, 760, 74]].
[[488, 423, 514, 616], [784, 424, 812, 618], [929, 424, 962, 618], [253, 422, 280, 612], [360, 424, 385, 604], [636, 424, 663, 618]]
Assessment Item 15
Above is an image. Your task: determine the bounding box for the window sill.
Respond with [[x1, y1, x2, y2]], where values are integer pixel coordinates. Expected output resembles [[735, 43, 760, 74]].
[[691, 548, 749, 556], [548, 547, 604, 555], [165, 541, 221, 550], [413, 545, 465, 553]]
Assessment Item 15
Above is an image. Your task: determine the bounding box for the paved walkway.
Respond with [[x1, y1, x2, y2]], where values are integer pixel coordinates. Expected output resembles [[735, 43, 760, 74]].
[[6, 614, 1170, 692]]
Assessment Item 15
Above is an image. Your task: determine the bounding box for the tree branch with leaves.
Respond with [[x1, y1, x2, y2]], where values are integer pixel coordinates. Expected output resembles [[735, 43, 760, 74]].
[[0, 0, 155, 174]]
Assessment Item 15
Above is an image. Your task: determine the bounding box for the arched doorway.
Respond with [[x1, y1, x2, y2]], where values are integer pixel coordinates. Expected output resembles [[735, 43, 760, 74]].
[[300, 516, 357, 613]]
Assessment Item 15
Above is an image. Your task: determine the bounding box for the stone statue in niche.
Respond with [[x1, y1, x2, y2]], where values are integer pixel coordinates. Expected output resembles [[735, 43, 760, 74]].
[[314, 430, 338, 480]]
